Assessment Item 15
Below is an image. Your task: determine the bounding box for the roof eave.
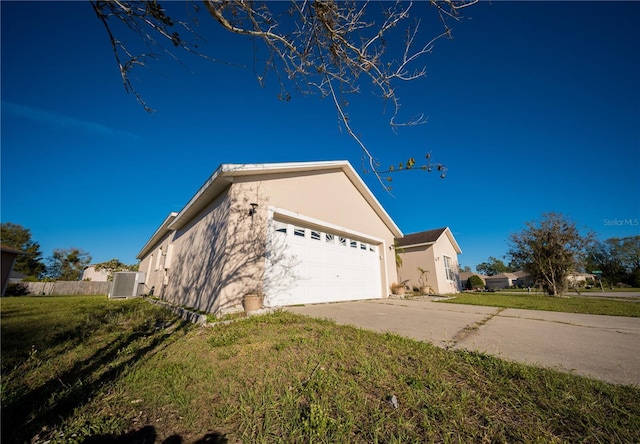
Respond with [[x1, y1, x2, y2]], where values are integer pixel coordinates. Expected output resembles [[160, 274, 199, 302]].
[[443, 227, 463, 254], [166, 161, 403, 238], [136, 212, 178, 259], [397, 227, 462, 254]]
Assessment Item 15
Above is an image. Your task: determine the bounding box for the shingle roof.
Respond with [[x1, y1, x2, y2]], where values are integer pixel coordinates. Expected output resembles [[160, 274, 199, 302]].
[[486, 272, 519, 280], [395, 227, 447, 247]]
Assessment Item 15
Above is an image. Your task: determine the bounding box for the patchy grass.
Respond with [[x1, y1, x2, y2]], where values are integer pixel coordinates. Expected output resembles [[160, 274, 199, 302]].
[[0, 295, 189, 443], [439, 292, 640, 317], [2, 296, 640, 443]]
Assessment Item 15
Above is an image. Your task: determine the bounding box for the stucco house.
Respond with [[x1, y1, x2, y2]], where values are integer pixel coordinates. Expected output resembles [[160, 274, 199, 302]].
[[81, 265, 111, 282], [485, 272, 520, 290], [137, 161, 404, 314], [395, 227, 462, 294], [567, 272, 596, 286]]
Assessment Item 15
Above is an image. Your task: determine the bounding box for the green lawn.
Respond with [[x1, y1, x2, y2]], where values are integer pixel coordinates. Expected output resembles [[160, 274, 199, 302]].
[[2, 295, 639, 443], [437, 292, 640, 316]]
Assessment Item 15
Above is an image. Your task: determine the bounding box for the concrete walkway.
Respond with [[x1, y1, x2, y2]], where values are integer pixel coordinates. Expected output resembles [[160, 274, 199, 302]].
[[286, 298, 640, 386]]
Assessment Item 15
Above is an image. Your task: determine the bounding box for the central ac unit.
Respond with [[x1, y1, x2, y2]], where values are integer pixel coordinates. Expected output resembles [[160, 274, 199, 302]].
[[108, 272, 146, 298]]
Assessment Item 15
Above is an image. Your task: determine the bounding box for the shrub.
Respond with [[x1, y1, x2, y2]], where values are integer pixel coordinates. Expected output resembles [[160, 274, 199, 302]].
[[466, 275, 484, 290], [4, 282, 31, 296]]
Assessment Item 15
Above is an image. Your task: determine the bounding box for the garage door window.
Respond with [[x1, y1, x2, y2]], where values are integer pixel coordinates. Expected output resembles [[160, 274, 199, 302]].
[[274, 220, 288, 235], [273, 220, 378, 255]]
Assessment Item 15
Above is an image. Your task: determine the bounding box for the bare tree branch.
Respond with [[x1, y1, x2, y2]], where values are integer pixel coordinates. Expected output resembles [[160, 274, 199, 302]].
[[91, 0, 478, 189]]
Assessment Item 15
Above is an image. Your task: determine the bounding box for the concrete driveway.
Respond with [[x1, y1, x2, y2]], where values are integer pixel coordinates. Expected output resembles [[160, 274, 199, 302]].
[[286, 298, 640, 386]]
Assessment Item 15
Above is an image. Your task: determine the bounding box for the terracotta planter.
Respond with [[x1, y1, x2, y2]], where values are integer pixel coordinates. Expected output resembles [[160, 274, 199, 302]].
[[243, 293, 263, 313], [420, 286, 431, 295], [392, 286, 405, 296]]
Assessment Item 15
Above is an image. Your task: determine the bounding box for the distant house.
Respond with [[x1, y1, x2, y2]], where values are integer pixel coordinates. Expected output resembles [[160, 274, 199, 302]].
[[513, 270, 534, 288], [459, 271, 488, 289], [1, 245, 24, 297], [396, 227, 463, 294], [567, 272, 596, 286], [81, 265, 111, 282], [8, 270, 28, 283], [485, 272, 520, 290]]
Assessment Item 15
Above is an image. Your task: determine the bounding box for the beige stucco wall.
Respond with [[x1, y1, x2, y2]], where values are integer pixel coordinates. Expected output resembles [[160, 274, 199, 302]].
[[138, 168, 399, 314], [81, 266, 111, 282], [398, 237, 461, 294], [164, 188, 236, 313], [138, 230, 175, 298]]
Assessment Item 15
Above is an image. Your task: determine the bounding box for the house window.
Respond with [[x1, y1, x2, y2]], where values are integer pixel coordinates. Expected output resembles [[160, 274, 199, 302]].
[[360, 243, 367, 251], [294, 227, 305, 237], [311, 230, 321, 241], [325, 233, 334, 244], [444, 255, 454, 281], [339, 237, 347, 246], [350, 240, 357, 248]]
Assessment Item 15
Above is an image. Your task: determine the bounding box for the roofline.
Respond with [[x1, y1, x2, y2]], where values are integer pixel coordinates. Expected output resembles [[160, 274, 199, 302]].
[[0, 245, 26, 255], [136, 212, 178, 259], [399, 227, 462, 254], [165, 160, 403, 236]]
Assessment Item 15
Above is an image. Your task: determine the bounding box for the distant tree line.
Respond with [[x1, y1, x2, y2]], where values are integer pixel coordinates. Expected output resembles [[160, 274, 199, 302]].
[[585, 236, 640, 287], [1, 222, 137, 283]]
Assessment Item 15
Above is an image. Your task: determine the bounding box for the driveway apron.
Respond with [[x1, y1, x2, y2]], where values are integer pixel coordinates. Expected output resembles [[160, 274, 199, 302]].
[[286, 298, 640, 386]]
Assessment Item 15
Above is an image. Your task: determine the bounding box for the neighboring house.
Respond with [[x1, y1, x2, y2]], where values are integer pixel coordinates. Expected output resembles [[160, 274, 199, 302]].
[[459, 271, 487, 289], [137, 161, 403, 314], [485, 272, 520, 290], [395, 227, 463, 294], [81, 265, 111, 282], [1, 244, 24, 297], [8, 270, 27, 283], [567, 272, 596, 286], [513, 270, 534, 288]]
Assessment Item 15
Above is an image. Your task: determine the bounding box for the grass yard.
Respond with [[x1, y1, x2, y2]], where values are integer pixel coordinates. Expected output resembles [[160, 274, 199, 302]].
[[437, 292, 640, 317], [2, 296, 640, 443]]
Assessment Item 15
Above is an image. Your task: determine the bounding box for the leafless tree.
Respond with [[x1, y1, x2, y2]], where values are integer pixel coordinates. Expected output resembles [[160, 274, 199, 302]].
[[91, 1, 478, 188]]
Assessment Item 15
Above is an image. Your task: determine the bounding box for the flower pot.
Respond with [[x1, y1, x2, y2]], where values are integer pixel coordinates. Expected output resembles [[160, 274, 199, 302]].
[[243, 293, 262, 313], [420, 286, 431, 295], [392, 286, 405, 296]]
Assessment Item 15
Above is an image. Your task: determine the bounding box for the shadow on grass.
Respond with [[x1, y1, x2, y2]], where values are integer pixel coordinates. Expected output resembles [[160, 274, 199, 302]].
[[82, 426, 228, 443], [1, 316, 191, 443]]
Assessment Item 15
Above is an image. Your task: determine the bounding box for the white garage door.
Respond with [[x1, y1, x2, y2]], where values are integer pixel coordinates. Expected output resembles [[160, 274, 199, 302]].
[[264, 219, 382, 306]]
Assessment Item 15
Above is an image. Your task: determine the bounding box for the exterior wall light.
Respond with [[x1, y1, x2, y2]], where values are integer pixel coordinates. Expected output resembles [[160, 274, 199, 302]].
[[249, 203, 259, 217]]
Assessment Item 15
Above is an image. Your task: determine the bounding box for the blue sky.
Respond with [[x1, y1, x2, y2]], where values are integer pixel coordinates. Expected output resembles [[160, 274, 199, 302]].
[[2, 1, 639, 272]]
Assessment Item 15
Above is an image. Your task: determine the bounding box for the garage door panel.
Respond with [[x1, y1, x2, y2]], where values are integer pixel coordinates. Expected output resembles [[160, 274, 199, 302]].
[[265, 220, 381, 306]]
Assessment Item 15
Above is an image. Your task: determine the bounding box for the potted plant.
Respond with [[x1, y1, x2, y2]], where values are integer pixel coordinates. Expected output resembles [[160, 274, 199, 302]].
[[242, 291, 263, 313], [418, 267, 431, 294], [390, 282, 406, 296]]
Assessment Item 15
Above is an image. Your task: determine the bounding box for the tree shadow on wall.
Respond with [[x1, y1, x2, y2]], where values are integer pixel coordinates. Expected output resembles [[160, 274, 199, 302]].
[[166, 183, 298, 314], [83, 426, 228, 443]]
